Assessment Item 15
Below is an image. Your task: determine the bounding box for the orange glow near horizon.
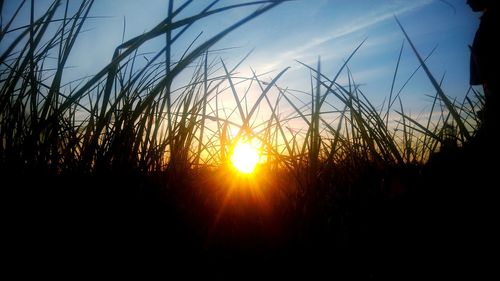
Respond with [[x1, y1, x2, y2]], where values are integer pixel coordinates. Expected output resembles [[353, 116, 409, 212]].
[[230, 138, 263, 174]]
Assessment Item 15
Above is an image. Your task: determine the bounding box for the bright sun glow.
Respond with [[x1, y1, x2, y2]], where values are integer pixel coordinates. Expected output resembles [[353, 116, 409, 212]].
[[230, 139, 261, 174]]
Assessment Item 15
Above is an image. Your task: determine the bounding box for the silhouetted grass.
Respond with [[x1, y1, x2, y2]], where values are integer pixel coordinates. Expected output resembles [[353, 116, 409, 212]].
[[1, 1, 491, 279]]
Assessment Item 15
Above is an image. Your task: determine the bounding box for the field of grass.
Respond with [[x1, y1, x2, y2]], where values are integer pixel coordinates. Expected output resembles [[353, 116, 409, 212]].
[[1, 0, 495, 279]]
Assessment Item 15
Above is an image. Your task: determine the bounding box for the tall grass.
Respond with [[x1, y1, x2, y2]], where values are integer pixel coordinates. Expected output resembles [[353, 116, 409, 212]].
[[2, 2, 488, 278], [0, 0, 481, 186], [0, 0, 292, 175]]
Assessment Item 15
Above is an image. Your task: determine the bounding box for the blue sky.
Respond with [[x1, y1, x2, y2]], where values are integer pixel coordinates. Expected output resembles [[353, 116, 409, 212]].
[[1, 0, 481, 114]]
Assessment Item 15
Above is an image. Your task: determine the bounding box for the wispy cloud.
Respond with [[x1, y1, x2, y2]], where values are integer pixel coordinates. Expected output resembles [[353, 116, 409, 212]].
[[253, 0, 434, 72]]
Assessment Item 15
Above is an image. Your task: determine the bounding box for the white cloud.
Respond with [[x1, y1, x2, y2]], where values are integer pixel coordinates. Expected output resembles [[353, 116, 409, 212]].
[[252, 0, 434, 72]]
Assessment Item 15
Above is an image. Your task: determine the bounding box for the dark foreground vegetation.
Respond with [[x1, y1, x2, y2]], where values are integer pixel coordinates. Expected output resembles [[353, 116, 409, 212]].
[[2, 1, 496, 279], [5, 141, 496, 279]]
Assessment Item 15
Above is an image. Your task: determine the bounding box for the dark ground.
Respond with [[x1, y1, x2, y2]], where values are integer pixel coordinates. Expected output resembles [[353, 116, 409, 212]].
[[3, 137, 497, 279]]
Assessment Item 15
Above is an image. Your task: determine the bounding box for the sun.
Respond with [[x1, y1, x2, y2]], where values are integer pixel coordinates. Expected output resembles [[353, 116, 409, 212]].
[[230, 139, 262, 174]]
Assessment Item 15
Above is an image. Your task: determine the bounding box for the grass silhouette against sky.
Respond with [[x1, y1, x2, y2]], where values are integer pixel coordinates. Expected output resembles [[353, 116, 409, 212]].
[[1, 0, 481, 113], [1, 1, 493, 278]]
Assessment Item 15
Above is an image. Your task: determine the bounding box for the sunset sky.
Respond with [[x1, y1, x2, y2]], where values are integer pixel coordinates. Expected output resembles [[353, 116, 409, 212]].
[[2, 0, 481, 113]]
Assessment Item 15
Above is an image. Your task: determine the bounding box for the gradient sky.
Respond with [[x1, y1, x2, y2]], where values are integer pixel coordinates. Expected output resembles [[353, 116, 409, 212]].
[[2, 0, 481, 115]]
